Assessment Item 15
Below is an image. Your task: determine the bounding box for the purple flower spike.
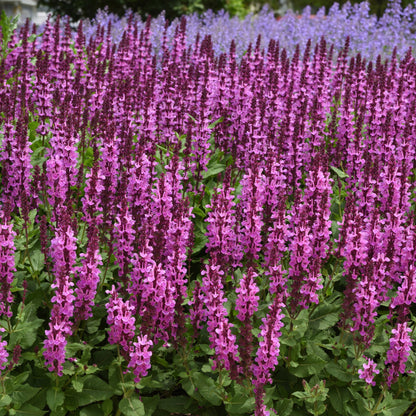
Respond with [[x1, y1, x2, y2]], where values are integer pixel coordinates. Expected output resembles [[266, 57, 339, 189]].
[[385, 322, 413, 387], [105, 285, 136, 353], [0, 329, 9, 373], [128, 334, 153, 383], [358, 356, 379, 386], [0, 213, 16, 319], [44, 218, 77, 376]]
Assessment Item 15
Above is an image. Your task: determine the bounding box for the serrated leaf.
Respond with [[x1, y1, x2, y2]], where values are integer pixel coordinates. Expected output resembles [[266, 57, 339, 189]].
[[102, 398, 113, 416], [290, 309, 309, 339], [199, 344, 214, 355], [141, 395, 159, 416], [12, 385, 40, 406], [330, 165, 349, 179], [9, 303, 43, 349], [202, 164, 225, 179], [329, 386, 351, 414], [306, 343, 330, 361], [192, 230, 208, 254], [107, 366, 123, 396], [46, 388, 64, 411], [325, 362, 353, 382], [50, 410, 66, 416], [381, 399, 412, 416], [309, 302, 341, 331], [289, 356, 327, 377], [193, 372, 222, 406], [119, 397, 145, 416], [29, 250, 44, 272], [93, 350, 114, 368], [72, 380, 83, 393], [79, 404, 104, 416], [158, 396, 194, 413], [225, 397, 255, 415], [292, 391, 310, 400], [65, 375, 113, 407], [273, 398, 293, 416], [347, 388, 370, 416], [208, 117, 223, 129], [14, 404, 46, 416], [0, 395, 11, 407]]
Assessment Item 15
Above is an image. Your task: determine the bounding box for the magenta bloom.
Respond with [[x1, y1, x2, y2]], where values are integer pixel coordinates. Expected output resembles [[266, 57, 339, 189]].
[[235, 267, 259, 321], [252, 295, 285, 387], [358, 356, 379, 386], [75, 226, 102, 321], [128, 334, 153, 383], [201, 260, 240, 376], [0, 329, 8, 372], [105, 286, 136, 353], [385, 322, 413, 387], [44, 221, 77, 376], [0, 214, 16, 318]]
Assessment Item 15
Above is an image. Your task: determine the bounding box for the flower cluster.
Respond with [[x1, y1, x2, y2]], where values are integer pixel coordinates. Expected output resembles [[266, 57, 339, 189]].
[[1, 5, 416, 413], [43, 217, 77, 375], [385, 322, 413, 387], [127, 335, 153, 383], [358, 356, 379, 386]]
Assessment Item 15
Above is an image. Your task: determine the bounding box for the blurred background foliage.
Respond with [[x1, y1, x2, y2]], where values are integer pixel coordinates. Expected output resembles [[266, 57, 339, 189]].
[[37, 0, 413, 24]]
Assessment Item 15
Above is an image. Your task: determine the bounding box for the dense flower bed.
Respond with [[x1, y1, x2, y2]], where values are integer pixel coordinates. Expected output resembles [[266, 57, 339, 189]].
[[0, 2, 416, 415], [83, 0, 416, 61]]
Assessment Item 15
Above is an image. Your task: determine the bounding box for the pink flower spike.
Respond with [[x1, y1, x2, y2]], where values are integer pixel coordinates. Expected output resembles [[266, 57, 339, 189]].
[[358, 356, 379, 386], [128, 334, 153, 383], [385, 322, 413, 387]]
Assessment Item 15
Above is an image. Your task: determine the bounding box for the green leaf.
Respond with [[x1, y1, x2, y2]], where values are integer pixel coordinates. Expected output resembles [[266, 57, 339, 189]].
[[9, 303, 43, 349], [192, 206, 206, 219], [46, 388, 65, 411], [13, 404, 46, 416], [202, 163, 226, 179], [0, 10, 19, 57], [292, 391, 310, 400], [30, 250, 44, 273], [192, 229, 208, 255], [291, 309, 309, 339], [72, 379, 84, 393], [328, 386, 351, 414], [199, 344, 214, 355], [347, 388, 370, 416], [93, 350, 114, 368], [309, 302, 341, 331], [0, 395, 12, 407], [12, 385, 41, 406], [273, 398, 293, 416], [325, 362, 353, 383], [182, 378, 204, 402], [141, 395, 159, 416], [381, 399, 412, 416], [80, 404, 105, 416], [306, 343, 329, 362], [158, 396, 195, 413], [193, 372, 222, 406], [225, 397, 255, 415], [119, 397, 145, 416], [330, 166, 349, 179], [50, 410, 66, 416], [289, 356, 327, 377], [101, 399, 113, 416], [65, 375, 113, 407], [208, 117, 223, 129]]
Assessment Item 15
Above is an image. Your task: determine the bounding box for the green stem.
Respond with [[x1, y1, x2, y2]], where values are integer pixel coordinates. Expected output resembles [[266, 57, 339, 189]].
[[370, 386, 386, 416], [98, 245, 113, 292], [407, 402, 416, 416]]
